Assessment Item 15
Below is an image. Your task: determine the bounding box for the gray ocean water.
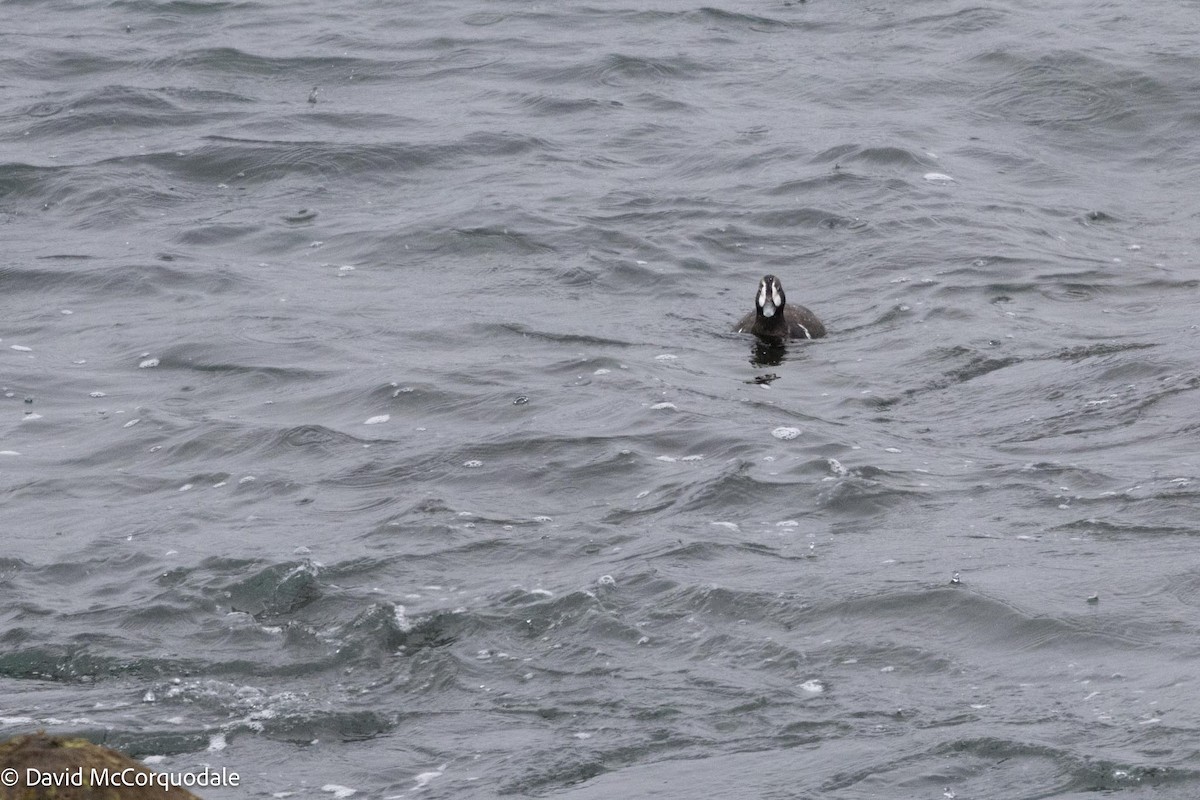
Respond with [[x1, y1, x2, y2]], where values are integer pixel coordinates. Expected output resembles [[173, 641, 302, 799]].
[[3, 0, 1200, 797]]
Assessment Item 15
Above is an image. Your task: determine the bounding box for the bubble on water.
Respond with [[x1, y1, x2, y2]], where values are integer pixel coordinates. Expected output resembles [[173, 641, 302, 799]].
[[364, 415, 389, 425], [827, 458, 849, 477], [10, 345, 32, 352], [650, 402, 677, 410], [123, 419, 140, 428], [884, 447, 902, 453], [924, 172, 954, 182], [654, 353, 678, 361], [777, 520, 799, 527], [681, 454, 703, 461], [138, 358, 160, 369], [594, 368, 611, 375], [21, 414, 42, 422], [597, 575, 616, 586], [207, 733, 227, 751], [656, 455, 677, 462], [772, 426, 801, 440], [799, 679, 824, 693], [238, 475, 256, 484], [178, 484, 193, 492], [0, 450, 20, 456], [89, 391, 106, 398], [463, 459, 483, 468]]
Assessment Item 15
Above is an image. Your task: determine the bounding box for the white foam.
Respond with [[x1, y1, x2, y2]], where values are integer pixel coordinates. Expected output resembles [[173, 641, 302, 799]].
[[10, 344, 32, 352], [799, 679, 824, 693], [321, 785, 357, 798], [772, 426, 801, 440], [413, 764, 447, 789], [138, 358, 160, 369], [924, 172, 954, 182], [394, 605, 412, 632], [650, 402, 677, 410], [364, 415, 389, 425]]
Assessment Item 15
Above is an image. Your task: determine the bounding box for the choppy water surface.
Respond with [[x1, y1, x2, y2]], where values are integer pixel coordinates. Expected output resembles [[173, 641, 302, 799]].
[[3, 1, 1200, 797]]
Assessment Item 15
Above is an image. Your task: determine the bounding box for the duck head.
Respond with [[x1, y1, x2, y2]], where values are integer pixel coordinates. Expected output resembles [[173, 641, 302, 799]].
[[756, 274, 785, 318]]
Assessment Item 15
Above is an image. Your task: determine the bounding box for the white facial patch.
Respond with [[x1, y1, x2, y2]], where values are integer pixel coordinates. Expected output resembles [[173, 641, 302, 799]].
[[758, 281, 777, 317]]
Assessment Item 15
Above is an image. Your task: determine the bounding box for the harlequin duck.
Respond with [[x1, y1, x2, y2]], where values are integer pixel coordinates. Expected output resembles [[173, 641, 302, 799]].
[[734, 274, 826, 340]]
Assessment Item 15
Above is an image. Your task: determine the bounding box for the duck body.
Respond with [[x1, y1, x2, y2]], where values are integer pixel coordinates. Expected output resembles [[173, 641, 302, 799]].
[[734, 274, 826, 340]]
